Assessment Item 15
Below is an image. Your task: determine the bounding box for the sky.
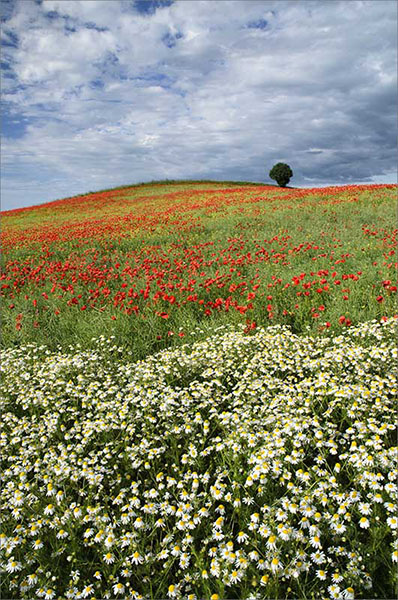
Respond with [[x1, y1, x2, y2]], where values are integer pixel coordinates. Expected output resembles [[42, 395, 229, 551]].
[[1, 0, 397, 210]]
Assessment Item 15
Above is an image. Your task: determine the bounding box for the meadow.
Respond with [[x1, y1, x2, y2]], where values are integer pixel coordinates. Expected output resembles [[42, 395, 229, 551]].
[[1, 182, 397, 355], [1, 181, 397, 599]]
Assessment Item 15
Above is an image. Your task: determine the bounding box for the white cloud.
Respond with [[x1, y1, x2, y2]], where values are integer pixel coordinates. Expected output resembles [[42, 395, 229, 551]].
[[1, 0, 396, 209]]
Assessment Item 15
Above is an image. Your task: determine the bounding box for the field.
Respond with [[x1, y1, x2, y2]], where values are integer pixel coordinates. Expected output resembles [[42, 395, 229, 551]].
[[1, 181, 397, 599], [2, 182, 397, 354]]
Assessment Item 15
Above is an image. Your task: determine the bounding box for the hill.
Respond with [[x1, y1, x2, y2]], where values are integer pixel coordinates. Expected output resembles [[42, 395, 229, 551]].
[[1, 180, 397, 599], [1, 180, 396, 356]]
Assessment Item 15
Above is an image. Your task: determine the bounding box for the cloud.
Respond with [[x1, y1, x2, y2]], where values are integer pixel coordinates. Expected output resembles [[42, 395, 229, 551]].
[[1, 0, 397, 209]]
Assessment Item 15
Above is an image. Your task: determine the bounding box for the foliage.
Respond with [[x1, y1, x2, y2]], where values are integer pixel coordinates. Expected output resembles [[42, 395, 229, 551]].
[[269, 163, 293, 187]]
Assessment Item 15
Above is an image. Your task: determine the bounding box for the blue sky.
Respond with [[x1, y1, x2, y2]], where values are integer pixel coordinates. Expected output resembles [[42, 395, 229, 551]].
[[1, 0, 397, 210]]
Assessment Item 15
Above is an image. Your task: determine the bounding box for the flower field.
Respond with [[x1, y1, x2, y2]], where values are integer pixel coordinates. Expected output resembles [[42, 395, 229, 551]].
[[1, 182, 397, 355], [1, 319, 397, 599], [1, 182, 397, 599]]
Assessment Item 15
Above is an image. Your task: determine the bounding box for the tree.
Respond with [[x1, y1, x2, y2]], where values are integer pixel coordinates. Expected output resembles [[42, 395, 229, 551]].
[[269, 163, 293, 187]]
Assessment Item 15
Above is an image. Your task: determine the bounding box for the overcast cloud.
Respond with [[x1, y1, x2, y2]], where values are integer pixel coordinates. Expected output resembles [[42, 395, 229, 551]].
[[1, 0, 397, 210]]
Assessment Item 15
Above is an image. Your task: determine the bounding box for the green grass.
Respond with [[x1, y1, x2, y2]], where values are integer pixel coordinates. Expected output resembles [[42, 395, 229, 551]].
[[1, 182, 396, 360]]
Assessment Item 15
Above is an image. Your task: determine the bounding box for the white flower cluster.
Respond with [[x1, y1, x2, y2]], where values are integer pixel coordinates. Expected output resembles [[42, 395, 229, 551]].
[[0, 318, 397, 600]]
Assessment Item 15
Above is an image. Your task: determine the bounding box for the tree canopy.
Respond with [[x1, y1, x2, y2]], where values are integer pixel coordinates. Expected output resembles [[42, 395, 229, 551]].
[[269, 163, 293, 187]]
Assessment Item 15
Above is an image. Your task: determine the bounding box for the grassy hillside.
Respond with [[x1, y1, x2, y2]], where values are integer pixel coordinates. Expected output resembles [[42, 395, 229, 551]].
[[1, 181, 396, 358], [1, 181, 397, 599]]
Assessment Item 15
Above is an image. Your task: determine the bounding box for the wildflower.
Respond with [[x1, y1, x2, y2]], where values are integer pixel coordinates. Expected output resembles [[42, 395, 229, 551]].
[[311, 551, 325, 564], [214, 516, 224, 529], [270, 557, 282, 573], [358, 502, 371, 515], [83, 528, 94, 539], [230, 570, 242, 583], [104, 534, 115, 548], [27, 573, 38, 586], [57, 529, 68, 539], [333, 522, 346, 534], [158, 549, 169, 560], [103, 552, 115, 564], [237, 531, 248, 543], [310, 535, 321, 548], [134, 517, 144, 529], [6, 559, 22, 573], [279, 527, 290, 541], [359, 517, 370, 529], [328, 585, 341, 599], [249, 550, 259, 562], [179, 552, 190, 569], [113, 583, 125, 595], [132, 551, 144, 564], [210, 559, 220, 576]]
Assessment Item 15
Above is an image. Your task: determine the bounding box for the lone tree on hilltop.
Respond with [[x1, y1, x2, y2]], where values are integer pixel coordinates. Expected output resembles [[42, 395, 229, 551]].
[[269, 162, 293, 187]]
